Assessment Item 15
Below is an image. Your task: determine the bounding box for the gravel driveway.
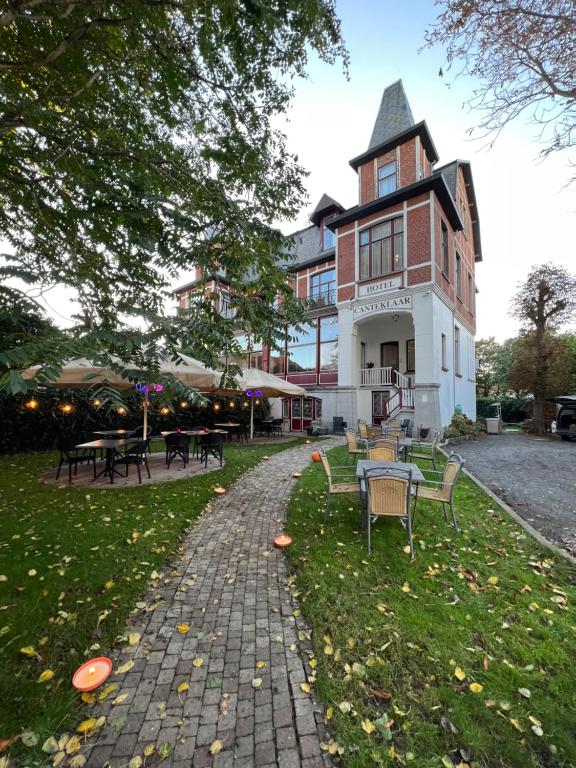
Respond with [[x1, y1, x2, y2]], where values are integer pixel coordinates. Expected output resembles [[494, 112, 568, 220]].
[[448, 432, 576, 555]]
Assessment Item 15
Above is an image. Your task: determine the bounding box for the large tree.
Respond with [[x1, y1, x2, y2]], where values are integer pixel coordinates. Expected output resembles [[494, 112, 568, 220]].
[[425, 1, 576, 165], [510, 263, 576, 434], [0, 0, 347, 392]]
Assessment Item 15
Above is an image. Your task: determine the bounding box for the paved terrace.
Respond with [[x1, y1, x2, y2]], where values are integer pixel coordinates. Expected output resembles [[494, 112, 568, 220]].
[[84, 437, 340, 768]]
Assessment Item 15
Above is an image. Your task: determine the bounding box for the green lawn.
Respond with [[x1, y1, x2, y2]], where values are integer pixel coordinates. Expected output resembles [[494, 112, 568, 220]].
[[285, 446, 576, 768], [0, 439, 305, 762]]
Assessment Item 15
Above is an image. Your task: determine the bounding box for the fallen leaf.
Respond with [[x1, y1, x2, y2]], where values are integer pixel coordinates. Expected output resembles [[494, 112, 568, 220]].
[[510, 718, 524, 732], [300, 683, 311, 694], [469, 683, 483, 694], [20, 731, 38, 747], [192, 657, 204, 668], [42, 736, 58, 754], [177, 623, 190, 634], [256, 660, 265, 669], [361, 719, 376, 734], [0, 736, 19, 754], [143, 745, 155, 757], [112, 694, 128, 705], [128, 758, 142, 768], [115, 660, 134, 675], [339, 701, 352, 714], [37, 669, 55, 684], [518, 688, 531, 698], [127, 632, 140, 646], [401, 583, 411, 593], [454, 667, 466, 681], [157, 742, 171, 759], [252, 678, 263, 689], [177, 682, 189, 694], [19, 645, 38, 658], [65, 736, 81, 754], [68, 757, 86, 768], [98, 683, 119, 701], [209, 740, 223, 755]]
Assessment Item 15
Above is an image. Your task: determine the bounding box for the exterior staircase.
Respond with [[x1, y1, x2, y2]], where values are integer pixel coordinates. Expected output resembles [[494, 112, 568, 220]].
[[359, 367, 415, 421]]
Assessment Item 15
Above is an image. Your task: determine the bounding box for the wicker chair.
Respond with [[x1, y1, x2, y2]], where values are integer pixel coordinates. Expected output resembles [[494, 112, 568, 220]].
[[363, 466, 414, 557], [319, 448, 359, 522], [371, 438, 399, 460], [384, 419, 402, 430], [345, 430, 365, 463], [367, 445, 397, 462], [358, 420, 368, 440], [409, 430, 441, 470], [411, 453, 464, 531], [366, 425, 381, 440]]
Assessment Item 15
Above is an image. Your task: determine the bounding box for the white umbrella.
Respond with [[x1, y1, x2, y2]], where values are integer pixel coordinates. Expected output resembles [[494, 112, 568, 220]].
[[22, 355, 221, 437], [213, 368, 305, 439]]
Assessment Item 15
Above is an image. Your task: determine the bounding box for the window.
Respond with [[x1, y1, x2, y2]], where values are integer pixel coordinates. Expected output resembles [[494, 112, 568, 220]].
[[319, 315, 338, 371], [454, 326, 461, 375], [377, 161, 397, 197], [441, 333, 448, 371], [310, 268, 335, 305], [219, 291, 236, 319], [406, 339, 415, 373], [321, 221, 335, 251], [455, 252, 462, 299], [441, 222, 449, 277], [287, 322, 317, 373], [359, 217, 404, 280], [468, 273, 475, 314]]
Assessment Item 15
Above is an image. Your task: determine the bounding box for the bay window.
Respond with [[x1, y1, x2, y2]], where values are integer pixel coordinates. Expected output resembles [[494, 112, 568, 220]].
[[359, 217, 404, 280]]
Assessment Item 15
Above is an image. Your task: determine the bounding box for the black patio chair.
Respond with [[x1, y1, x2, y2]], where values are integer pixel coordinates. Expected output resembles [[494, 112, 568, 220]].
[[236, 423, 249, 444], [127, 425, 153, 452], [111, 440, 151, 484], [165, 433, 190, 468], [56, 436, 96, 483], [198, 432, 225, 467], [271, 418, 284, 437]]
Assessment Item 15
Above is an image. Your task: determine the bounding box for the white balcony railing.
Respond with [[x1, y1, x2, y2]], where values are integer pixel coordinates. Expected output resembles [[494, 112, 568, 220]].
[[360, 366, 394, 386]]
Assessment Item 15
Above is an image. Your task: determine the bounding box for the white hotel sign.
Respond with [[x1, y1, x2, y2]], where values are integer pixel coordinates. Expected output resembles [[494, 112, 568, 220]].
[[353, 294, 412, 317], [358, 276, 402, 297]]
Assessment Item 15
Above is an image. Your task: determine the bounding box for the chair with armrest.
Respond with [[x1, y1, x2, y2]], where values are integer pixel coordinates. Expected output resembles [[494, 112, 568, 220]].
[[56, 437, 96, 483], [367, 445, 397, 462], [411, 453, 464, 531], [319, 448, 359, 521], [345, 430, 365, 463], [409, 430, 441, 470], [364, 466, 414, 557], [111, 440, 150, 484]]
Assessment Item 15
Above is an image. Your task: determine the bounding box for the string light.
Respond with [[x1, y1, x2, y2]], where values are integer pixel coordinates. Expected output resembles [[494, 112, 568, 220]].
[[25, 399, 39, 410], [159, 406, 170, 416], [116, 406, 126, 415], [92, 399, 102, 407], [229, 401, 235, 408], [242, 401, 249, 408], [213, 403, 221, 411], [60, 403, 74, 414], [180, 401, 189, 409]]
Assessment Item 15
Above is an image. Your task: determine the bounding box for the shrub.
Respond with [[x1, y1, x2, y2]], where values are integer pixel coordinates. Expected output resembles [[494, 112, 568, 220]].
[[476, 396, 529, 423], [443, 412, 484, 439]]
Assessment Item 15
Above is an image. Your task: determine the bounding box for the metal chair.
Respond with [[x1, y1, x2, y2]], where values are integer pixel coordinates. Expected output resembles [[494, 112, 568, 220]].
[[367, 445, 396, 462], [319, 448, 359, 522], [164, 433, 190, 468], [411, 453, 464, 531], [56, 437, 96, 483], [409, 430, 441, 470], [198, 432, 224, 467], [364, 466, 414, 557], [111, 440, 150, 484], [345, 430, 365, 463]]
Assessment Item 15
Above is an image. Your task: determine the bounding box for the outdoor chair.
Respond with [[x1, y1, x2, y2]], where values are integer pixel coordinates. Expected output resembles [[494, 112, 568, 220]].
[[345, 430, 365, 463], [111, 440, 150, 484], [164, 433, 190, 468], [271, 418, 284, 437], [236, 423, 249, 443], [319, 448, 359, 522], [366, 425, 381, 440], [363, 466, 414, 557], [384, 419, 402, 430], [128, 425, 153, 452], [400, 419, 412, 437], [198, 432, 225, 467], [56, 437, 96, 483], [368, 437, 400, 461], [332, 416, 347, 435], [368, 445, 397, 462], [358, 420, 368, 440], [409, 430, 441, 470], [411, 453, 465, 531]]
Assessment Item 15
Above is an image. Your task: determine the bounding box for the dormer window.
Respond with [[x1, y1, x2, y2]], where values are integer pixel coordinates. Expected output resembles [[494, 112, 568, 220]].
[[378, 161, 397, 197], [321, 220, 335, 251]]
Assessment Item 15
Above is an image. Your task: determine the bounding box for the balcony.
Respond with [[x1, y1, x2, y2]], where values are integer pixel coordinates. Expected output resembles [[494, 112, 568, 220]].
[[360, 366, 395, 387], [298, 287, 336, 315]]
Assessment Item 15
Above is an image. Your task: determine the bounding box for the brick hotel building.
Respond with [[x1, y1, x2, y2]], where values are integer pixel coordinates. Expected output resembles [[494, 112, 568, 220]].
[[176, 81, 482, 432]]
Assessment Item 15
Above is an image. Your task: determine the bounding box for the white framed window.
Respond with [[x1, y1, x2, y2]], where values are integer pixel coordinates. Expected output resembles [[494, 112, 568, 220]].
[[359, 217, 404, 280], [377, 161, 397, 197], [454, 326, 461, 376], [441, 333, 448, 371]]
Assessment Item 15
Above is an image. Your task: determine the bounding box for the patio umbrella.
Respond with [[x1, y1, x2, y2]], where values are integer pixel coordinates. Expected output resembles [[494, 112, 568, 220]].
[[22, 355, 221, 436], [212, 368, 305, 439]]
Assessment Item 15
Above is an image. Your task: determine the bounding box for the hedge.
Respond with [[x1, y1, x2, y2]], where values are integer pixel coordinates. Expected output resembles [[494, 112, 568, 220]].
[[476, 396, 529, 423]]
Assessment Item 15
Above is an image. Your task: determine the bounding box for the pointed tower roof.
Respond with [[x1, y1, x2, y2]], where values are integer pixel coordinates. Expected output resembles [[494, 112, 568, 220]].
[[309, 193, 344, 225], [368, 80, 414, 150]]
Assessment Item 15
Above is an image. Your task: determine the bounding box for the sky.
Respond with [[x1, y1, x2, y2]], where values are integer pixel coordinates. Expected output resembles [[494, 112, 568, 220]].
[[267, 0, 575, 341], [28, 0, 575, 341]]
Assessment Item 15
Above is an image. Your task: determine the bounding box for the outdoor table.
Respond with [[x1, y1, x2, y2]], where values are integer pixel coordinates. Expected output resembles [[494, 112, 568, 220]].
[[356, 459, 425, 529], [160, 429, 228, 437], [214, 422, 240, 441], [76, 438, 131, 482], [93, 429, 130, 438]]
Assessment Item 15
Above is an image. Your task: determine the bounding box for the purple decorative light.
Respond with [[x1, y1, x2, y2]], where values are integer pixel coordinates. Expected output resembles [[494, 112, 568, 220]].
[[256, 390, 262, 397], [246, 389, 254, 397]]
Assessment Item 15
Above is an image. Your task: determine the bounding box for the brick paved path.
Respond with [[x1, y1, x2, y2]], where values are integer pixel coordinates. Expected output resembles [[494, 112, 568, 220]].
[[85, 438, 339, 768]]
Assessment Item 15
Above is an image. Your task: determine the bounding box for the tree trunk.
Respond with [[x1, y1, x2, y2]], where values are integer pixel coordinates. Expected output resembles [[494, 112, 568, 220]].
[[532, 396, 546, 435]]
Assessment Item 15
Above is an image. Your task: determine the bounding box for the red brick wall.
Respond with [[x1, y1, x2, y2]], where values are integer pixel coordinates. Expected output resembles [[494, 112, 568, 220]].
[[407, 205, 430, 267], [408, 265, 431, 285], [359, 160, 375, 205], [399, 139, 416, 187], [337, 232, 355, 287]]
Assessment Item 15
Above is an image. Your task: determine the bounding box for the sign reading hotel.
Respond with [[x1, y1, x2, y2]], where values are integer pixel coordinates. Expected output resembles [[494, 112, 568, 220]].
[[358, 276, 402, 297], [353, 294, 411, 317]]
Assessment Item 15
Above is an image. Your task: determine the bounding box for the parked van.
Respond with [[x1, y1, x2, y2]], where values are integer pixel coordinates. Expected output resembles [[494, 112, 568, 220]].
[[553, 396, 576, 441]]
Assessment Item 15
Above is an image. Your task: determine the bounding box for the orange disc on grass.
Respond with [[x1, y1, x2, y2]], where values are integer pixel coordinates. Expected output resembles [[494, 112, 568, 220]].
[[274, 534, 293, 548], [261, 455, 270, 461], [292, 472, 303, 478], [214, 487, 226, 495], [72, 657, 112, 692]]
